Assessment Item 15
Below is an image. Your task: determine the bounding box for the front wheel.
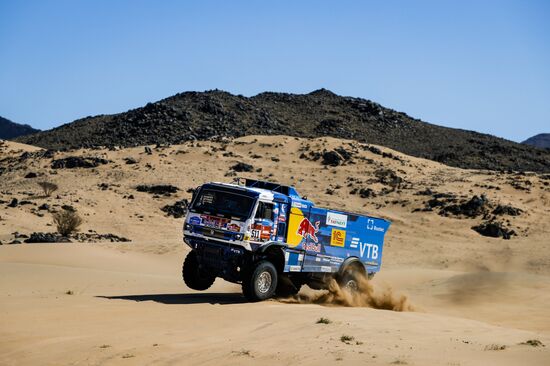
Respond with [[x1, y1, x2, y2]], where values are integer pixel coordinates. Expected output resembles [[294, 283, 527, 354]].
[[182, 251, 215, 291], [242, 260, 278, 302]]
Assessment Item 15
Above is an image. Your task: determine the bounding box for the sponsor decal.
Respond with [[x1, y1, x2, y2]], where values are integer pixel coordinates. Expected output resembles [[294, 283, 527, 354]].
[[230, 247, 243, 255], [289, 265, 302, 272], [366, 218, 385, 232], [189, 216, 201, 225], [201, 215, 230, 228], [321, 266, 332, 273], [226, 223, 241, 232], [278, 204, 287, 222], [303, 242, 321, 253], [326, 212, 347, 228], [291, 201, 307, 209], [251, 223, 272, 241], [330, 228, 346, 247], [296, 218, 320, 243], [351, 237, 379, 259], [360, 242, 379, 260]]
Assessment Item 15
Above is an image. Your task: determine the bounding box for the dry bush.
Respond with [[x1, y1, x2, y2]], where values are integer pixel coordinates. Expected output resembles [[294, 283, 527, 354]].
[[53, 210, 82, 236], [38, 181, 58, 197], [316, 317, 332, 324]]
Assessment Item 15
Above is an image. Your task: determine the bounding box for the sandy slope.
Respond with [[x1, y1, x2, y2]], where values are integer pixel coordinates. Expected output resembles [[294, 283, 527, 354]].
[[1, 244, 549, 366], [1, 136, 549, 365]]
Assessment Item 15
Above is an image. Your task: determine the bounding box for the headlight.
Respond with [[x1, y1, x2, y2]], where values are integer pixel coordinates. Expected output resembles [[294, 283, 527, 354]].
[[234, 233, 243, 241], [184, 223, 192, 231]]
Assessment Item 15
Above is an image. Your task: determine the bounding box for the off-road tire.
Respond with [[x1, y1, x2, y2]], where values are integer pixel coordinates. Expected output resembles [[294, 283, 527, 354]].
[[242, 260, 278, 302], [338, 265, 366, 293], [182, 251, 215, 291]]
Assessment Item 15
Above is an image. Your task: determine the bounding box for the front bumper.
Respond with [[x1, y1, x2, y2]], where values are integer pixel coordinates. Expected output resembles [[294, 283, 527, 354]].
[[184, 235, 248, 283]]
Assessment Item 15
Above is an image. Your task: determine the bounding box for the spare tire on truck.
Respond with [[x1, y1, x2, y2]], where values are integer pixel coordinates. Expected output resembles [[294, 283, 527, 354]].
[[242, 260, 278, 301], [182, 250, 215, 291]]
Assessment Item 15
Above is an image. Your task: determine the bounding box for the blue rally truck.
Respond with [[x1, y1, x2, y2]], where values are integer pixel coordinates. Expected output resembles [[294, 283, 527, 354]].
[[182, 179, 390, 301]]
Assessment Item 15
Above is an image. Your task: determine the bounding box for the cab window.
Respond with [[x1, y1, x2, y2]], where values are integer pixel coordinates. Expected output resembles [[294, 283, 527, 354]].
[[255, 202, 274, 221]]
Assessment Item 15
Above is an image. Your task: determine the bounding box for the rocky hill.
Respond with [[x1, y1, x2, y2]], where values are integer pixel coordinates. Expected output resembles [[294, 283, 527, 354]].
[[0, 116, 39, 139], [16, 89, 550, 172], [522, 133, 550, 149]]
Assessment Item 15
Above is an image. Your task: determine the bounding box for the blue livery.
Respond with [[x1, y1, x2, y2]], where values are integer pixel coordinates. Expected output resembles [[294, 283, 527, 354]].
[[182, 179, 391, 301]]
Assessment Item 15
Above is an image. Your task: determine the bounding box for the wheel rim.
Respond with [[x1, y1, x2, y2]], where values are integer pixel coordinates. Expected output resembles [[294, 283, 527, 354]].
[[344, 279, 358, 292], [257, 271, 272, 294]]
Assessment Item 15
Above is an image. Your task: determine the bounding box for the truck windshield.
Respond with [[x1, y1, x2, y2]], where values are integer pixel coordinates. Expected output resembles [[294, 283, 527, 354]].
[[191, 188, 255, 220]]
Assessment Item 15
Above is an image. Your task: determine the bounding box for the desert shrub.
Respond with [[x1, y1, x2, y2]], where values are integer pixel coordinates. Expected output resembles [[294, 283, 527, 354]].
[[340, 335, 355, 343], [316, 317, 332, 324], [38, 181, 58, 197], [53, 209, 82, 236], [519, 339, 544, 347]]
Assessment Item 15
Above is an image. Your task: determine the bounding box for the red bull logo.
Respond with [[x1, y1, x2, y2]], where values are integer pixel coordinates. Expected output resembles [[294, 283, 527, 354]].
[[297, 218, 320, 243]]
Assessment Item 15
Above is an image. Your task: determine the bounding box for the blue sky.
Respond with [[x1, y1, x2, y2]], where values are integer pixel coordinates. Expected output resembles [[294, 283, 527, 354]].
[[0, 0, 548, 142]]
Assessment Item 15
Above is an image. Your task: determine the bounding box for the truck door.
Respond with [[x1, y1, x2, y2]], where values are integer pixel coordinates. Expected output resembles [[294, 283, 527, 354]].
[[251, 201, 276, 242], [274, 202, 288, 242]]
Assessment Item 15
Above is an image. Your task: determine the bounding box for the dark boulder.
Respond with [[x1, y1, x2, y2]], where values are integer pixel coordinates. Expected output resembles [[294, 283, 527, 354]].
[[51, 156, 109, 169], [24, 232, 71, 243], [71, 233, 130, 242], [61, 205, 76, 212], [161, 199, 189, 218], [321, 151, 343, 166], [231, 162, 254, 172], [472, 221, 516, 240], [440, 195, 489, 218], [374, 169, 403, 187], [350, 187, 377, 198], [493, 204, 522, 216], [136, 184, 179, 195]]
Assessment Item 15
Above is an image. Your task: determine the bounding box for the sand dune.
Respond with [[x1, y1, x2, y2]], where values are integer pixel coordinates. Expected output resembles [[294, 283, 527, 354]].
[[1, 136, 549, 365]]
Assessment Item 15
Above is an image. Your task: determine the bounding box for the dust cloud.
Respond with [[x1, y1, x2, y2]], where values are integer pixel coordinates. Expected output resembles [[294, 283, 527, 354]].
[[280, 277, 414, 312], [445, 271, 512, 305]]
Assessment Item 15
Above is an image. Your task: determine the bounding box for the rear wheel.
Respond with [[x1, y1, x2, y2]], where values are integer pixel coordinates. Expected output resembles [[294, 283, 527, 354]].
[[338, 264, 366, 293], [242, 261, 278, 301], [182, 251, 215, 291]]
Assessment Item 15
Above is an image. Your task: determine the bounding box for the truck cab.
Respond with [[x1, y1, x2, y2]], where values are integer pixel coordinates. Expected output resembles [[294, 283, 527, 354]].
[[182, 179, 390, 301]]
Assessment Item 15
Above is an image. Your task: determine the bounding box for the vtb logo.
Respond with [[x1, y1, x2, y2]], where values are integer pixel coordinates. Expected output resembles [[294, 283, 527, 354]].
[[330, 228, 346, 247]]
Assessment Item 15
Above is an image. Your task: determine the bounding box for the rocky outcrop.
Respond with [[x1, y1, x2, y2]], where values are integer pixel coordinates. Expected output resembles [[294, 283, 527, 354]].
[[15, 89, 550, 172]]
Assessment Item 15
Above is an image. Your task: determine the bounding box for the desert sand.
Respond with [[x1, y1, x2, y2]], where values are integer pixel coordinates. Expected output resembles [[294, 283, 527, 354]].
[[1, 136, 549, 365]]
